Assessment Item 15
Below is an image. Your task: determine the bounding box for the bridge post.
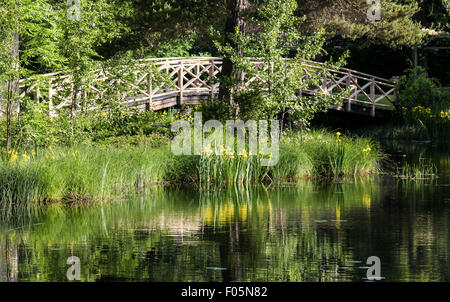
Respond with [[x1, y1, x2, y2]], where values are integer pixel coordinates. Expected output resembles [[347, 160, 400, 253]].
[[48, 80, 55, 120], [346, 74, 352, 112], [178, 61, 184, 106], [322, 75, 328, 96], [146, 73, 153, 111], [209, 59, 215, 99], [370, 78, 376, 117], [34, 86, 40, 103], [195, 60, 200, 93], [393, 76, 399, 103]]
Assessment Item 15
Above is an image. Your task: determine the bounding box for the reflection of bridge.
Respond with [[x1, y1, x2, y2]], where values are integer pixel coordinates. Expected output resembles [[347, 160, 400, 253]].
[[19, 57, 398, 118]]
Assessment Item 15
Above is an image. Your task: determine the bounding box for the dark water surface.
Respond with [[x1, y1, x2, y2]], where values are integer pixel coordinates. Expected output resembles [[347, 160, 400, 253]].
[[0, 141, 449, 282]]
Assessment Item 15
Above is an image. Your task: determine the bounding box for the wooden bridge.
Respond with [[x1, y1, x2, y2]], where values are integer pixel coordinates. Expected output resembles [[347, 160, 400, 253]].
[[19, 57, 398, 118]]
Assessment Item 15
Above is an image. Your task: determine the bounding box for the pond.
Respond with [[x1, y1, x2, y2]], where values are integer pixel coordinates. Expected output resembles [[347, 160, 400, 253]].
[[0, 141, 449, 282]]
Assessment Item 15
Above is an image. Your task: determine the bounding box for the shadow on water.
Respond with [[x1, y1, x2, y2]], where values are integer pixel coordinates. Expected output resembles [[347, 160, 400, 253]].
[[0, 141, 449, 282]]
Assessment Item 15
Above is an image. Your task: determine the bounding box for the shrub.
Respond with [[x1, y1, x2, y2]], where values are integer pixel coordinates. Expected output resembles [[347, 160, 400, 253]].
[[397, 67, 442, 110]]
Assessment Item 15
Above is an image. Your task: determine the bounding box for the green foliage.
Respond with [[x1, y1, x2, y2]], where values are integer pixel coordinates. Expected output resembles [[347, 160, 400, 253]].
[[0, 130, 381, 214], [0, 163, 41, 221], [196, 99, 233, 122], [282, 130, 380, 178], [395, 157, 437, 180], [392, 67, 450, 139], [397, 67, 443, 109], [216, 0, 349, 126], [233, 89, 266, 121], [298, 0, 425, 48]]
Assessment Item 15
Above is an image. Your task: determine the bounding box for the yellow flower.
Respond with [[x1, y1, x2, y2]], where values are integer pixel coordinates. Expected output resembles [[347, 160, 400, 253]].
[[362, 145, 372, 153], [22, 153, 30, 163], [336, 132, 341, 137], [202, 146, 213, 156], [10, 153, 18, 163]]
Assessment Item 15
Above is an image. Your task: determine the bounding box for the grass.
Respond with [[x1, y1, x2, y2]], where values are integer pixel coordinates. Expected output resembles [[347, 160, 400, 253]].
[[394, 157, 437, 180], [0, 130, 381, 215], [283, 130, 381, 179], [356, 94, 395, 110], [360, 121, 450, 141]]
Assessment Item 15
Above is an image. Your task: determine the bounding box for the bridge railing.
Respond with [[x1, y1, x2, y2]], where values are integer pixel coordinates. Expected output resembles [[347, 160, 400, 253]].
[[18, 57, 398, 117]]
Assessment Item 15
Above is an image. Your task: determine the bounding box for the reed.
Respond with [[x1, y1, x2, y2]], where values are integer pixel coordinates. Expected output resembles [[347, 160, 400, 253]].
[[0, 130, 381, 214], [395, 157, 437, 180]]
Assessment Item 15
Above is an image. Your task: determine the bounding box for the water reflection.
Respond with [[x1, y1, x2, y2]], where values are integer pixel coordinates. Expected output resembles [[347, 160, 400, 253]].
[[0, 165, 449, 282], [0, 141, 449, 282]]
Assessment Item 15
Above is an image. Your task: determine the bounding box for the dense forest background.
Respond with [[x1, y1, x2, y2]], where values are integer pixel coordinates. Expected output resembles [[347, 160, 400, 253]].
[[0, 0, 449, 151], [2, 0, 449, 83]]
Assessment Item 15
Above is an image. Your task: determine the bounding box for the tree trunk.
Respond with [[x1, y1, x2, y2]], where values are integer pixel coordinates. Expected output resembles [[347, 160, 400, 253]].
[[6, 31, 20, 152], [218, 0, 249, 106]]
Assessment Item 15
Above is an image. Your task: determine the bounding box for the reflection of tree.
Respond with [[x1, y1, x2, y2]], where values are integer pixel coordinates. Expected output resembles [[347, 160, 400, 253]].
[[0, 238, 18, 282], [1, 177, 449, 281]]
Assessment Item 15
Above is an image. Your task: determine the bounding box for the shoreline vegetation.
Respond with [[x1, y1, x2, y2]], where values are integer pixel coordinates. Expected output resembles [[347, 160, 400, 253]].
[[0, 129, 381, 215], [1, 1, 447, 223], [361, 70, 450, 141]]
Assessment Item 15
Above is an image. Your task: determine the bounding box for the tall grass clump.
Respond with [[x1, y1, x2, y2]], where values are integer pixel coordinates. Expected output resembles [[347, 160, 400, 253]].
[[198, 146, 272, 188], [0, 145, 172, 208], [0, 163, 45, 221], [284, 130, 380, 178], [395, 157, 437, 180], [273, 143, 313, 182], [0, 129, 382, 212]]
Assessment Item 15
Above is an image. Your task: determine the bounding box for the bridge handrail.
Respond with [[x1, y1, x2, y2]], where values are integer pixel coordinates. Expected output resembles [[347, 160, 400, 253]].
[[18, 56, 398, 117], [19, 56, 397, 85]]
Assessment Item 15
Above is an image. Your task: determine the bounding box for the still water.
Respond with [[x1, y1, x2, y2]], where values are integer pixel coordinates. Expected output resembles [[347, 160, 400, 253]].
[[0, 141, 449, 282]]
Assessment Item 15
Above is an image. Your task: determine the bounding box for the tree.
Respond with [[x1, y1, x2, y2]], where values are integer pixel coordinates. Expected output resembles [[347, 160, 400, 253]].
[[216, 0, 349, 128], [297, 0, 425, 48], [414, 0, 450, 31], [0, 0, 128, 148], [0, 0, 20, 152], [218, 0, 249, 104], [0, 0, 62, 151]]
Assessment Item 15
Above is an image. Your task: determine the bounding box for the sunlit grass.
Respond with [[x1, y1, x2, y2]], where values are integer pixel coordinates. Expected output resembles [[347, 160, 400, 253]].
[[394, 157, 437, 180], [0, 130, 381, 214]]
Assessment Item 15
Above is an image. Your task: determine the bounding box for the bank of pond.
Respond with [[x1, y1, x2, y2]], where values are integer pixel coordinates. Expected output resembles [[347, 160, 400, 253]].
[[0, 129, 442, 218], [1, 137, 449, 281], [0, 130, 383, 213]]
